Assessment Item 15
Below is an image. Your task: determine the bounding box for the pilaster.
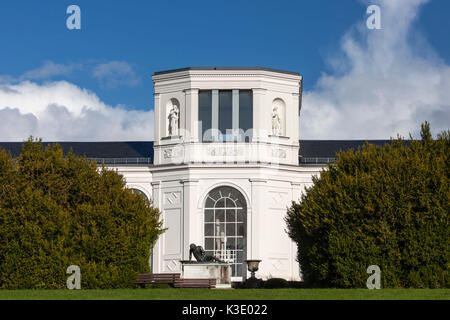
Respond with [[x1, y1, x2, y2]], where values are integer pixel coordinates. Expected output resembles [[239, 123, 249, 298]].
[[252, 88, 267, 143], [181, 179, 199, 260], [184, 88, 199, 142], [150, 181, 162, 272], [154, 93, 161, 144], [248, 178, 267, 261]]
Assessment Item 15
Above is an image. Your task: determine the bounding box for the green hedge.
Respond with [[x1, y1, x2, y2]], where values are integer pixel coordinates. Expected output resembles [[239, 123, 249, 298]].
[[0, 138, 164, 289], [285, 123, 449, 288], [263, 278, 289, 289]]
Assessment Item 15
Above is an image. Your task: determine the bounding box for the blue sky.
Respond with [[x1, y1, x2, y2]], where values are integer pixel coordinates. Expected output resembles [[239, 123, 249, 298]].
[[0, 0, 449, 140]]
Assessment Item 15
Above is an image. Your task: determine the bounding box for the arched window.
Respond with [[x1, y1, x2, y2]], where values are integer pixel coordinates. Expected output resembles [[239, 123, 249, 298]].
[[130, 188, 150, 205], [204, 186, 247, 279]]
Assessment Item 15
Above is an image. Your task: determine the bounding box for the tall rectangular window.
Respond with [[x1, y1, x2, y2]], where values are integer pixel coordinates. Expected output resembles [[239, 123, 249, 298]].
[[199, 90, 212, 141], [198, 89, 253, 142], [239, 90, 253, 141], [219, 90, 232, 141]]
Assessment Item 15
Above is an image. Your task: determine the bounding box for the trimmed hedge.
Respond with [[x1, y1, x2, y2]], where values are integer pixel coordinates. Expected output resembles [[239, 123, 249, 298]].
[[286, 123, 449, 288], [0, 138, 164, 289], [263, 278, 289, 289]]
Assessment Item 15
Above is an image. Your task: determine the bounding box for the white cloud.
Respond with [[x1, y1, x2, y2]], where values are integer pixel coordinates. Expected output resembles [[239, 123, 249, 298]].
[[0, 108, 38, 141], [0, 80, 154, 141], [19, 61, 78, 81], [0, 61, 78, 84], [300, 0, 450, 139], [0, 75, 16, 85], [92, 61, 141, 88]]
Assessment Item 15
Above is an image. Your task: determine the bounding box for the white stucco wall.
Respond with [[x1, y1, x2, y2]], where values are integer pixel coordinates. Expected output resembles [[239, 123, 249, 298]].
[[110, 163, 324, 281]]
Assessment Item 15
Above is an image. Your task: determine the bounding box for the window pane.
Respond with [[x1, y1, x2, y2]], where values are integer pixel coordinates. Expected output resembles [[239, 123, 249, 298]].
[[226, 223, 236, 237], [237, 237, 245, 249], [215, 237, 225, 250], [221, 186, 232, 197], [209, 189, 220, 200], [216, 198, 225, 208], [215, 209, 225, 222], [205, 224, 214, 236], [239, 90, 253, 141], [205, 197, 215, 208], [237, 223, 246, 236], [214, 222, 225, 236], [226, 237, 236, 251], [235, 197, 246, 209], [205, 209, 214, 222], [237, 209, 246, 222], [237, 250, 244, 263], [225, 198, 236, 208], [199, 90, 212, 142], [205, 238, 214, 250], [219, 90, 232, 140], [226, 209, 236, 222]]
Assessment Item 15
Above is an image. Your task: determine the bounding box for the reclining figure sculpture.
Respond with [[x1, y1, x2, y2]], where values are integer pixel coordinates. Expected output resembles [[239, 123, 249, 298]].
[[189, 243, 226, 263]]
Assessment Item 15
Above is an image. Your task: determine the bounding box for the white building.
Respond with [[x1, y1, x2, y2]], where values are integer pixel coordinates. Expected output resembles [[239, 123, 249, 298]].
[[148, 67, 312, 282], [0, 67, 389, 282]]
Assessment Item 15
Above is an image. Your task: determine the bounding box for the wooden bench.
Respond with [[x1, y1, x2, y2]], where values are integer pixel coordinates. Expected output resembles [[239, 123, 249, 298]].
[[174, 278, 216, 289], [133, 273, 181, 288]]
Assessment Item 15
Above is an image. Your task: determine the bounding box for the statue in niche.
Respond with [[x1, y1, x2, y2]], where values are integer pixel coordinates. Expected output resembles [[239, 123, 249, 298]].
[[272, 105, 282, 136], [189, 243, 225, 263], [168, 105, 179, 136]]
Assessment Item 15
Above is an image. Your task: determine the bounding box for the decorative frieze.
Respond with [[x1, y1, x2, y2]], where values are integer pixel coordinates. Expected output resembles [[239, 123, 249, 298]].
[[163, 147, 182, 159], [207, 146, 244, 157], [271, 148, 287, 158]]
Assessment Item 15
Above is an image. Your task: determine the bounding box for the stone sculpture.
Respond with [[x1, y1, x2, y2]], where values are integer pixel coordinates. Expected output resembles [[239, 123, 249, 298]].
[[168, 105, 179, 136], [272, 105, 282, 136], [189, 243, 225, 263]]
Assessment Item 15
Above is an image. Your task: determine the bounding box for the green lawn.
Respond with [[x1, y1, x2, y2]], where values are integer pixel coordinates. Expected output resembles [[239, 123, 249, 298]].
[[0, 288, 448, 300]]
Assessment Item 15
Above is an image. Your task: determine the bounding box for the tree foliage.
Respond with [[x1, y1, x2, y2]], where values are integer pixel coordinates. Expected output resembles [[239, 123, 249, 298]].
[[0, 138, 164, 289], [286, 123, 449, 288]]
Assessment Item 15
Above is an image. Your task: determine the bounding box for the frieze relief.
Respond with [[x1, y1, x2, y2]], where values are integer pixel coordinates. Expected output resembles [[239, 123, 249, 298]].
[[207, 146, 244, 157], [163, 147, 182, 159], [271, 148, 287, 158]]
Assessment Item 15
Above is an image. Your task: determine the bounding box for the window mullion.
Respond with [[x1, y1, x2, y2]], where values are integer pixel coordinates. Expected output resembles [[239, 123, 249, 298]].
[[232, 89, 239, 141], [212, 89, 219, 141]]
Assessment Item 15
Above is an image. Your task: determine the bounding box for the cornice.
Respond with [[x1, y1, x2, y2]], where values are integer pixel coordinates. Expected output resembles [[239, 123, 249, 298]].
[[153, 70, 302, 84]]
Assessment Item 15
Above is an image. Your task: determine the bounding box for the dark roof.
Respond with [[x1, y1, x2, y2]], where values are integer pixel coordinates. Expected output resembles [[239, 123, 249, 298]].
[[0, 141, 154, 159], [0, 142, 22, 158], [299, 140, 392, 158], [153, 67, 300, 76], [0, 140, 398, 165]]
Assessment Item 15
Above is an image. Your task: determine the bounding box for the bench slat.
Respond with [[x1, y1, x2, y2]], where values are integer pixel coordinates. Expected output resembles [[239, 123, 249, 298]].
[[133, 273, 181, 287], [134, 273, 216, 289], [173, 278, 216, 289]]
